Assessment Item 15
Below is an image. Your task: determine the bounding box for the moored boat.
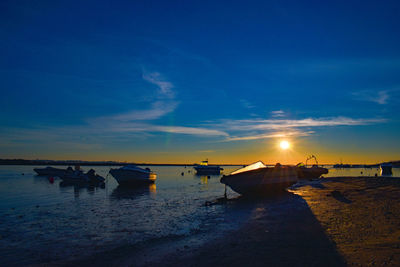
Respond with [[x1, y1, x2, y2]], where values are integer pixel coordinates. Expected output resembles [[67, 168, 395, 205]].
[[295, 163, 328, 179], [220, 161, 298, 196], [34, 166, 67, 177], [194, 160, 223, 175], [380, 163, 393, 176], [295, 155, 328, 179], [109, 165, 157, 185], [60, 167, 105, 184]]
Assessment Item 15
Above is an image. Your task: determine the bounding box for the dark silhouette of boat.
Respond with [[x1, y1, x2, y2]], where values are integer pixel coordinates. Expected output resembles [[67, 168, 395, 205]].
[[109, 165, 156, 185], [295, 155, 328, 179], [34, 166, 67, 177], [194, 159, 223, 175], [295, 163, 328, 179], [220, 162, 298, 196], [380, 163, 393, 176], [60, 166, 105, 184]]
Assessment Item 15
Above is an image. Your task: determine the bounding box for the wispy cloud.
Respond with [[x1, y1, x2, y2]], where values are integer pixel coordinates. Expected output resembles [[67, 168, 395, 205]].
[[0, 69, 388, 149], [271, 110, 285, 117], [108, 123, 228, 137], [94, 101, 179, 122], [153, 126, 228, 136], [219, 117, 385, 131], [142, 72, 175, 99], [240, 99, 255, 109], [217, 117, 386, 141], [227, 130, 314, 141], [352, 90, 390, 105], [91, 71, 178, 124]]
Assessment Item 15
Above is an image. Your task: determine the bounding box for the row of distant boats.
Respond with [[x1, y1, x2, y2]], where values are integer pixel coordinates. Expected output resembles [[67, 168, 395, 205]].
[[34, 165, 157, 186], [33, 158, 329, 196], [34, 159, 394, 196]]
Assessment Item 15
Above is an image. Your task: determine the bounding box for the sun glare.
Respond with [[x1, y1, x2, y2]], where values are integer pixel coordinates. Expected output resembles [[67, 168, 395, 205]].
[[280, 140, 290, 150]]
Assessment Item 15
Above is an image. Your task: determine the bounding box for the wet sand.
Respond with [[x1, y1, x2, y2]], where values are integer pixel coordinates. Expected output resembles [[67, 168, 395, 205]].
[[67, 176, 400, 266]]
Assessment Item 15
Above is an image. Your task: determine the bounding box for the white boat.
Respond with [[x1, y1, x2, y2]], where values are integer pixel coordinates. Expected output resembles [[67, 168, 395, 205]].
[[220, 161, 298, 196], [194, 160, 223, 175], [109, 165, 157, 185]]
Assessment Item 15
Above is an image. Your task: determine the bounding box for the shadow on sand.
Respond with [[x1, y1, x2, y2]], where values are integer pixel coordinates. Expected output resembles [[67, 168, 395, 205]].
[[166, 192, 346, 267], [68, 191, 345, 267]]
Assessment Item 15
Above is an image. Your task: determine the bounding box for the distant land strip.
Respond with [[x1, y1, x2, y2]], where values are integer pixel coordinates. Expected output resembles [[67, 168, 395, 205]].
[[0, 159, 243, 166], [0, 159, 399, 167]]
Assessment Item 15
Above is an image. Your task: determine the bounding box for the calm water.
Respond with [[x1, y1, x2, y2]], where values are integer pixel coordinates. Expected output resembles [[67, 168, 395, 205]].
[[0, 165, 246, 266], [0, 165, 399, 266]]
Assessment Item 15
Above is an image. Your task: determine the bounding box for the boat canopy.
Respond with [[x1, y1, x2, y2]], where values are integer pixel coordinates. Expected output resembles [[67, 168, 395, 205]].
[[230, 161, 267, 175]]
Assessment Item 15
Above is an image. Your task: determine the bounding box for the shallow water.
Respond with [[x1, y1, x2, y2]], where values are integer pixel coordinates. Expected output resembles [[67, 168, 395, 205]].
[[0, 165, 398, 265], [0, 165, 247, 266], [324, 166, 400, 177]]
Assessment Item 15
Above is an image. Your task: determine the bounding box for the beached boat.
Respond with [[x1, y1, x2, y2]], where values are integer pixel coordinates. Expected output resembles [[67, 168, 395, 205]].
[[60, 167, 105, 184], [380, 163, 393, 176], [194, 160, 223, 175], [109, 165, 157, 185], [220, 161, 298, 196], [295, 163, 328, 179], [34, 166, 67, 177], [295, 155, 328, 179]]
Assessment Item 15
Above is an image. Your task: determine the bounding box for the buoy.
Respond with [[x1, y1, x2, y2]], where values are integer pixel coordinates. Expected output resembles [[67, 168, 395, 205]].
[[49, 177, 54, 183]]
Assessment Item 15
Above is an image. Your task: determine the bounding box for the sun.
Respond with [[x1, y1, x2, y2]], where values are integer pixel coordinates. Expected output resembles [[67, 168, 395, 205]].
[[280, 140, 290, 150]]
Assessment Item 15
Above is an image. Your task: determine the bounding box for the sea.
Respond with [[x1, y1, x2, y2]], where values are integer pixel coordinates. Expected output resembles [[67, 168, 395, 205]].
[[0, 165, 399, 265]]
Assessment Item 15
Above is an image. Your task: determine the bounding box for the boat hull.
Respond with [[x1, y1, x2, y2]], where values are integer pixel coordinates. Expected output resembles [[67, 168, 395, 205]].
[[110, 169, 157, 185], [60, 172, 105, 184], [220, 167, 298, 196], [34, 167, 66, 177], [296, 167, 328, 179], [194, 166, 223, 175]]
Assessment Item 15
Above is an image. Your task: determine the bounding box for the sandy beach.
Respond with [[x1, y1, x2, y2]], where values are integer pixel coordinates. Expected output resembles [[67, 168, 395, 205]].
[[290, 177, 400, 266], [61, 176, 400, 266]]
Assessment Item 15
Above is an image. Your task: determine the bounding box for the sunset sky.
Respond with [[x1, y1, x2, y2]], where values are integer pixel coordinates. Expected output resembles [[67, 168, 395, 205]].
[[1, 0, 399, 164]]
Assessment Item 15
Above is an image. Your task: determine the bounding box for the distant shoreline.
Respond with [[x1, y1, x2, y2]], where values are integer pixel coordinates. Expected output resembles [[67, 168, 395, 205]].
[[0, 159, 399, 167], [0, 159, 243, 167]]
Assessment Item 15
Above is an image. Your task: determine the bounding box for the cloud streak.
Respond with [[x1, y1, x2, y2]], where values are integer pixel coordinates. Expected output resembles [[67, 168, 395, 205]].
[[107, 122, 228, 137], [352, 90, 390, 105], [217, 117, 386, 141], [227, 130, 314, 141], [142, 72, 175, 99], [218, 117, 385, 131], [0, 70, 388, 149]]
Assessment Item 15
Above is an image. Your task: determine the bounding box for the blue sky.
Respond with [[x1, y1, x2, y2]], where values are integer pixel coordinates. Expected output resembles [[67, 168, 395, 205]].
[[1, 0, 399, 163]]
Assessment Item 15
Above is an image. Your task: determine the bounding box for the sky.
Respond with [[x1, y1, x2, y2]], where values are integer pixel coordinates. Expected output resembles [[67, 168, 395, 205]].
[[1, 0, 400, 164]]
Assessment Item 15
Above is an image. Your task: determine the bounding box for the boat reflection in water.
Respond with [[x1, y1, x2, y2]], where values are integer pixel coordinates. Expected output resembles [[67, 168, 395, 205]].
[[59, 180, 105, 198], [110, 183, 156, 200]]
